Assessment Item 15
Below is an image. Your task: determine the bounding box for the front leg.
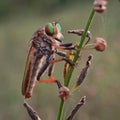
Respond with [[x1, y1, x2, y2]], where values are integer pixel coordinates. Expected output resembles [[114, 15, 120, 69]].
[[52, 43, 77, 51], [60, 43, 77, 50], [49, 50, 75, 66]]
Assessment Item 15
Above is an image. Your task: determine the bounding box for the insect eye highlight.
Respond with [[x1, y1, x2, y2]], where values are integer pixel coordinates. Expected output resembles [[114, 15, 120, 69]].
[[56, 23, 62, 31], [45, 23, 54, 36]]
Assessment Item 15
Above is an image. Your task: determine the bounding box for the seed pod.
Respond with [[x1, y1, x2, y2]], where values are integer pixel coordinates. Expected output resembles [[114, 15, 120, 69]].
[[66, 96, 86, 120], [23, 101, 41, 120], [93, 0, 108, 13], [59, 86, 70, 101], [75, 55, 93, 88], [94, 37, 107, 52]]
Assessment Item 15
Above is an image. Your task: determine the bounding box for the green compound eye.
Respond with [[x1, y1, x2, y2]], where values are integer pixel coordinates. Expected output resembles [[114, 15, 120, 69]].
[[56, 23, 62, 31], [45, 23, 54, 36]]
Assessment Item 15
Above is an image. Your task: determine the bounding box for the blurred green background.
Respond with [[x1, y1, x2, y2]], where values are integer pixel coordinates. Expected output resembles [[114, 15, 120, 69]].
[[0, 0, 120, 120]]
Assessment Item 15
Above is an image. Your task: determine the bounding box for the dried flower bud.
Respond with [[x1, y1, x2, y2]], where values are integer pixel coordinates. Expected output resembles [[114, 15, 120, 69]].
[[94, 0, 108, 13], [66, 96, 86, 120], [94, 37, 107, 52], [75, 55, 93, 88], [59, 86, 70, 100], [23, 101, 41, 120]]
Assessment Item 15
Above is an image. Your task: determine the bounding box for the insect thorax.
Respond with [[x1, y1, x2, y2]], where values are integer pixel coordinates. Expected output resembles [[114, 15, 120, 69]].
[[32, 29, 53, 55]]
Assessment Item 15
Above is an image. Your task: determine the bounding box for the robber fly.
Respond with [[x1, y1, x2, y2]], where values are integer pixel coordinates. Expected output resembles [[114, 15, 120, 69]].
[[22, 22, 76, 99]]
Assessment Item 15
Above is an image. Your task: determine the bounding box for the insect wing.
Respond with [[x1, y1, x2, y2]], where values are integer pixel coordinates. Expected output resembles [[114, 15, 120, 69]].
[[22, 46, 37, 98]]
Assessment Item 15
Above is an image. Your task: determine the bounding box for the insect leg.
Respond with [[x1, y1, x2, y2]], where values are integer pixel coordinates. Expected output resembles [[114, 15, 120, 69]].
[[48, 55, 55, 77], [60, 43, 73, 47], [49, 57, 74, 67], [37, 54, 57, 83], [37, 55, 50, 80], [60, 43, 77, 50], [55, 51, 66, 57], [52, 43, 77, 51], [55, 51, 74, 66]]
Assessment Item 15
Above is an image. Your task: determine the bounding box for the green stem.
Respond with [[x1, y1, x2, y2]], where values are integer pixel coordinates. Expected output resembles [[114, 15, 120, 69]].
[[65, 9, 95, 87], [57, 9, 95, 120], [57, 100, 64, 120]]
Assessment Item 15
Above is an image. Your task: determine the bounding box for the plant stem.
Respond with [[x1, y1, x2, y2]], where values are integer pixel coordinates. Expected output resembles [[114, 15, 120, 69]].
[[65, 9, 95, 87], [57, 8, 95, 120], [57, 100, 64, 120]]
